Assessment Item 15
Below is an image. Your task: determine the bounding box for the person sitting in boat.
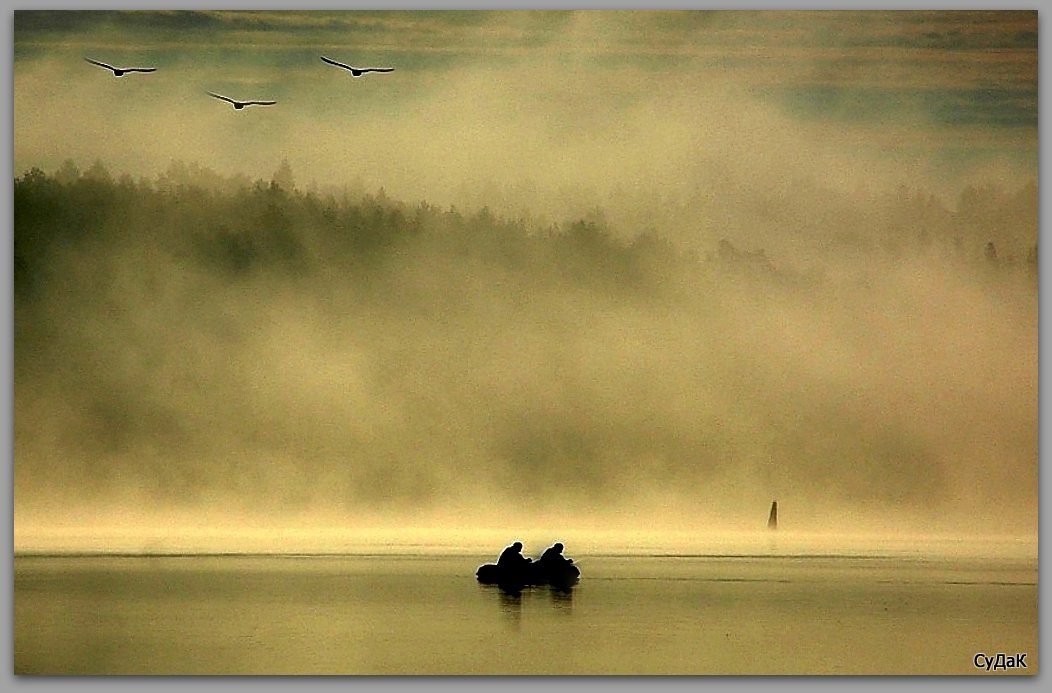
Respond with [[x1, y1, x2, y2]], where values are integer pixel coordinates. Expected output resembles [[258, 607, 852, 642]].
[[497, 541, 531, 567], [539, 542, 573, 565]]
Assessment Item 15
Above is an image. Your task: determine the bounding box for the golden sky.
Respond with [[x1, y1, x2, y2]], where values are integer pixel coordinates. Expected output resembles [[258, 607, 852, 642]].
[[14, 10, 1037, 202], [12, 11, 1039, 551]]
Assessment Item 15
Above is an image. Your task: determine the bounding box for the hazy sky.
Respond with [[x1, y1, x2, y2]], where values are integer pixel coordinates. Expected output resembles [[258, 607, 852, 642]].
[[12, 10, 1039, 551], [14, 10, 1037, 204]]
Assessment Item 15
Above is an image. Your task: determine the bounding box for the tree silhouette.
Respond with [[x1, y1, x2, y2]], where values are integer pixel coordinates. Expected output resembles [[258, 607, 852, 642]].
[[271, 159, 295, 192]]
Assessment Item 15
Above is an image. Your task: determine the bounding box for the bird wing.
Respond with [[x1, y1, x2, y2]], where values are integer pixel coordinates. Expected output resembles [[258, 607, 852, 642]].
[[84, 57, 117, 71], [246, 101, 277, 106], [125, 67, 157, 73], [361, 68, 395, 73], [207, 92, 237, 104], [320, 56, 354, 71]]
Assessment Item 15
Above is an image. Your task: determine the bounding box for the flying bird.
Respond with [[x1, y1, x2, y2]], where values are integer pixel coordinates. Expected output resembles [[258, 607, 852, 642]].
[[83, 57, 156, 77], [207, 92, 277, 110], [320, 56, 395, 77]]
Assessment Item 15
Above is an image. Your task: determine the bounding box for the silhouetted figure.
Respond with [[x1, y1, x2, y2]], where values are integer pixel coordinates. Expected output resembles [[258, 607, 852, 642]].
[[320, 56, 395, 77], [537, 542, 580, 590], [207, 92, 277, 110], [497, 541, 531, 568], [83, 57, 156, 77], [768, 500, 778, 530], [539, 542, 571, 565]]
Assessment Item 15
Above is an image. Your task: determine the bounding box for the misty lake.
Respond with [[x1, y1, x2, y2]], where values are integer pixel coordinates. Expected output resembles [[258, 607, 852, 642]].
[[14, 539, 1036, 675]]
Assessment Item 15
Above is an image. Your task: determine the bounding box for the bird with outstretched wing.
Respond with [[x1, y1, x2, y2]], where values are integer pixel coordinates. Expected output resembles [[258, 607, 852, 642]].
[[320, 56, 395, 77], [84, 57, 156, 77], [207, 92, 277, 110]]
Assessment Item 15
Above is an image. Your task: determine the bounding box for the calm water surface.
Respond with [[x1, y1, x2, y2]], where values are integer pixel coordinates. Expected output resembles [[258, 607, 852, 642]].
[[14, 548, 1037, 675]]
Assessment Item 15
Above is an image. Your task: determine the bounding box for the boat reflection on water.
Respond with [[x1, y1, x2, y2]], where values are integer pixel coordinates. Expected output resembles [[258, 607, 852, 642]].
[[482, 580, 575, 631], [496, 587, 523, 629], [548, 585, 574, 612]]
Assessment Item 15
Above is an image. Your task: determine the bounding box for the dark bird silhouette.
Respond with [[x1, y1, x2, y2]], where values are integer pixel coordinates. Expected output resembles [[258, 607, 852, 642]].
[[320, 56, 394, 77], [84, 57, 156, 77], [207, 92, 277, 110]]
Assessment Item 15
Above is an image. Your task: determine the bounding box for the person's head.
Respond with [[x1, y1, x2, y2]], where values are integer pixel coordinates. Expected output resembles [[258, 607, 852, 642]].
[[553, 542, 563, 553], [512, 541, 522, 551]]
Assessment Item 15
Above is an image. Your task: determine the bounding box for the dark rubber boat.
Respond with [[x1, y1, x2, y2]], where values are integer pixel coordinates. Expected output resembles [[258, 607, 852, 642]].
[[476, 559, 580, 590]]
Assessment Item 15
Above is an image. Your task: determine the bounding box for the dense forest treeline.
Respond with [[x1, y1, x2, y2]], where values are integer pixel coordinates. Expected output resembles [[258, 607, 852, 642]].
[[14, 158, 1037, 304], [14, 159, 699, 305], [13, 159, 1038, 530]]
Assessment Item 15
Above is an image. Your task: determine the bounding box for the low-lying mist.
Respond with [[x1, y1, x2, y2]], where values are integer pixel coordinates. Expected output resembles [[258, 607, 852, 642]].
[[13, 156, 1037, 550]]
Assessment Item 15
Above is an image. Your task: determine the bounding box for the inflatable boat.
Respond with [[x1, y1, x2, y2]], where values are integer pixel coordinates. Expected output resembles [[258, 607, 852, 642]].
[[475, 559, 580, 590]]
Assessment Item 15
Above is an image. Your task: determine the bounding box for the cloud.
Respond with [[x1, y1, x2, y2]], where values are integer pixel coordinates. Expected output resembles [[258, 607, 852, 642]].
[[13, 11, 1038, 545], [13, 11, 1036, 204]]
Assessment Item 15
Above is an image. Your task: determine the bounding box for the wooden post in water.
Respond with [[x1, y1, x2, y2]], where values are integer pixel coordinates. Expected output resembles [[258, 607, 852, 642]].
[[767, 500, 778, 530]]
